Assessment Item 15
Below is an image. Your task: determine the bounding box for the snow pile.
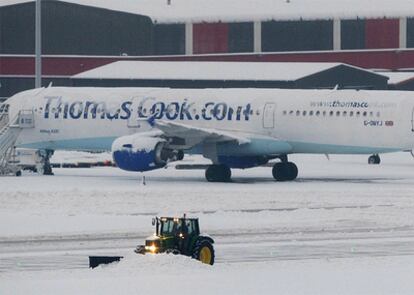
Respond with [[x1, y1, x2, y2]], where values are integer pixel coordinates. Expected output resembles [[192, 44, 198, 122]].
[[51, 151, 112, 165], [1, 254, 413, 295]]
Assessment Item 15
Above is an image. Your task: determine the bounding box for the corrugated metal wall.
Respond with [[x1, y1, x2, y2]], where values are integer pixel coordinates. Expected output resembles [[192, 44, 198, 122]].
[[408, 18, 414, 48], [0, 1, 153, 55], [193, 23, 229, 54], [365, 19, 399, 49], [153, 24, 185, 55], [228, 22, 253, 53], [341, 19, 365, 50], [262, 20, 333, 52], [0, 3, 35, 54]]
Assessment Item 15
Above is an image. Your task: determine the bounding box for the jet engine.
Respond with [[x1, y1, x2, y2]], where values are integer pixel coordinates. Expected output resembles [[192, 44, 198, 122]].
[[112, 134, 182, 172]]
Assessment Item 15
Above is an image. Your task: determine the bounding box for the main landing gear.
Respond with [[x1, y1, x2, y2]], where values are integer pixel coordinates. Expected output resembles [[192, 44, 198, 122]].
[[205, 164, 231, 182], [368, 154, 381, 165], [37, 149, 54, 175], [204, 155, 298, 182], [272, 157, 298, 181]]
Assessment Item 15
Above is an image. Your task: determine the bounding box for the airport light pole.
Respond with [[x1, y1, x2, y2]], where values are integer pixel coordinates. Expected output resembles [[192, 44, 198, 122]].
[[35, 0, 42, 88]]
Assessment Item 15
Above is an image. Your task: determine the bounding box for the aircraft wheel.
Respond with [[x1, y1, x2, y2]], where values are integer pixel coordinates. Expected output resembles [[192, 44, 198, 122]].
[[272, 162, 298, 181], [205, 164, 231, 182], [177, 150, 184, 161], [368, 154, 381, 165]]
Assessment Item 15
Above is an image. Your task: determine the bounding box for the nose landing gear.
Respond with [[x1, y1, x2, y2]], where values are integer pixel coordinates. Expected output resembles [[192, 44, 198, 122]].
[[368, 154, 381, 165]]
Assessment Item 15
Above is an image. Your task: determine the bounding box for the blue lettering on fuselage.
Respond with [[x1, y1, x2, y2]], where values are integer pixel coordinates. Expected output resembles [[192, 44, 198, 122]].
[[43, 98, 252, 122]]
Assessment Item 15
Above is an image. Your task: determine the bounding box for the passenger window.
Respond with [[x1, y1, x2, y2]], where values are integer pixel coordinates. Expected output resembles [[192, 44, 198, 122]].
[[303, 111, 307, 116], [316, 111, 320, 116], [343, 111, 347, 116], [309, 111, 314, 116], [329, 111, 334, 116], [296, 111, 300, 116]]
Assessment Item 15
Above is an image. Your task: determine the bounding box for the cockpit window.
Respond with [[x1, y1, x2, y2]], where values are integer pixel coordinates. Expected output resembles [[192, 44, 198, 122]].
[[0, 104, 9, 114]]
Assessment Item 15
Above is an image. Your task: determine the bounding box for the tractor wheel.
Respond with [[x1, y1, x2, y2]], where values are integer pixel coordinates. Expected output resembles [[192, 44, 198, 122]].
[[192, 240, 215, 265]]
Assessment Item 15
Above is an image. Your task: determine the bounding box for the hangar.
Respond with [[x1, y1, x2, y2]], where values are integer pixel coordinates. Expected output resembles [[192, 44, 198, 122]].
[[71, 61, 389, 90], [1, 0, 414, 99], [379, 72, 414, 91]]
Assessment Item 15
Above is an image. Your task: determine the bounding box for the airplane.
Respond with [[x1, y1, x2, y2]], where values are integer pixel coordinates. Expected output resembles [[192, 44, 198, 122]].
[[1, 86, 413, 182]]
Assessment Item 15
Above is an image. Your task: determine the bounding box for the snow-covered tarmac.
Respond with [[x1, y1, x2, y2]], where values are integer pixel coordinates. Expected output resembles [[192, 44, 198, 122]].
[[1, 153, 414, 294]]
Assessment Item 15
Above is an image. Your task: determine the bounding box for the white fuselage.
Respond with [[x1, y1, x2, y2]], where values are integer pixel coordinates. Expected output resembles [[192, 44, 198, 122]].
[[6, 87, 414, 155]]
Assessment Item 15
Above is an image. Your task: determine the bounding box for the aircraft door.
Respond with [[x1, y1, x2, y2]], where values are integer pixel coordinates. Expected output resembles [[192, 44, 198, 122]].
[[263, 103, 276, 128]]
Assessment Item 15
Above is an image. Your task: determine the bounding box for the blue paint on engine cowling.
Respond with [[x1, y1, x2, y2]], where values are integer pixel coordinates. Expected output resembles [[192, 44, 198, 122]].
[[113, 149, 165, 172], [217, 156, 268, 169]]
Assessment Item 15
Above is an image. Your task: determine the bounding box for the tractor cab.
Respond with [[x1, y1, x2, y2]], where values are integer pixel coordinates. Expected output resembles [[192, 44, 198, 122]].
[[135, 215, 215, 265]]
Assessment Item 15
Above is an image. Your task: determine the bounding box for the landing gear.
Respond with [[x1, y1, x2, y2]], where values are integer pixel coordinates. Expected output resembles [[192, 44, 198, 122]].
[[205, 164, 231, 182], [368, 154, 381, 165], [37, 149, 54, 175], [272, 162, 298, 181]]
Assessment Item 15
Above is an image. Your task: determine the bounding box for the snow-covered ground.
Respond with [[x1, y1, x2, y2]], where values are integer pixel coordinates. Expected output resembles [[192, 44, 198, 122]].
[[1, 153, 414, 294]]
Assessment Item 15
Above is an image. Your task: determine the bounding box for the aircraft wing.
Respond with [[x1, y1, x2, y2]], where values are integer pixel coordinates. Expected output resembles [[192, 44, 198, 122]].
[[154, 120, 251, 148]]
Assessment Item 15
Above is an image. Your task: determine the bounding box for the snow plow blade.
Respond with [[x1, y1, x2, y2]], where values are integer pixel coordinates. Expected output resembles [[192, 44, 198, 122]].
[[89, 256, 123, 268]]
